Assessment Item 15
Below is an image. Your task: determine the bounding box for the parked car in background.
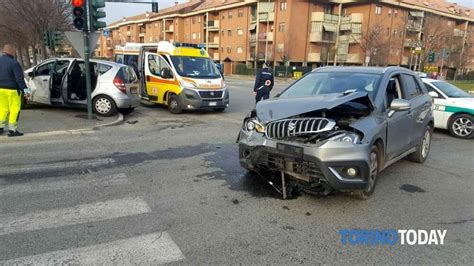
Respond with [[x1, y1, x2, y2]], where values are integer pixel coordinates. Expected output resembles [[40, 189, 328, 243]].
[[238, 67, 434, 199], [24, 58, 140, 116], [422, 78, 473, 139]]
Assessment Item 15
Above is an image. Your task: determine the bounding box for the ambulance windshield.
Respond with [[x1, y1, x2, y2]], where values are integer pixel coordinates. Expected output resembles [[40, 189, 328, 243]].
[[170, 56, 221, 79]]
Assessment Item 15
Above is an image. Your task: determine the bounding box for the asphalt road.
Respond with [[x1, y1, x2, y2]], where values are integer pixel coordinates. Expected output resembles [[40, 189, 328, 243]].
[[0, 77, 473, 264]]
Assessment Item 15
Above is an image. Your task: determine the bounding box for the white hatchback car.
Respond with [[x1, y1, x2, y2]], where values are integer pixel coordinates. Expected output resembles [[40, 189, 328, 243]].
[[422, 78, 473, 139], [25, 58, 140, 116]]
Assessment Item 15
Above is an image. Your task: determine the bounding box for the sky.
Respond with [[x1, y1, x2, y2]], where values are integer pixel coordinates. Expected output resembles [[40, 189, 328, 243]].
[[104, 0, 473, 24]]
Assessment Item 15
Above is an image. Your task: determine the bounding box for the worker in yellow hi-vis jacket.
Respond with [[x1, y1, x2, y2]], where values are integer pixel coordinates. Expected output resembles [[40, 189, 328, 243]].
[[0, 44, 31, 137]]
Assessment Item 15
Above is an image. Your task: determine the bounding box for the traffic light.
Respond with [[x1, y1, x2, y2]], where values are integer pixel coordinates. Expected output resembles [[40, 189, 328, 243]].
[[51, 31, 63, 49], [72, 0, 86, 30], [43, 31, 51, 48], [428, 52, 436, 63], [152, 2, 158, 13], [91, 0, 107, 31]]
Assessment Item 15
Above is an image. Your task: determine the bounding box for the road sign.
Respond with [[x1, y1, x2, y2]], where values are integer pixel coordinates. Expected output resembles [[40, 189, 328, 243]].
[[103, 28, 110, 37], [65, 31, 100, 59]]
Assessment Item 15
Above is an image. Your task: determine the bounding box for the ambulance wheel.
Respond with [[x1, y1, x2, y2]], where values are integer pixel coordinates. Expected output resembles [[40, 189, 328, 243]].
[[168, 94, 182, 114]]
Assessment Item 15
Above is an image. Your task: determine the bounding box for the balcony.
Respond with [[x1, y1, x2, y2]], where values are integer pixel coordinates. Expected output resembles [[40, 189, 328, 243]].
[[258, 33, 273, 42], [206, 20, 220, 31], [350, 13, 363, 23], [349, 34, 361, 43], [311, 12, 339, 23], [208, 37, 219, 48], [258, 12, 275, 22], [309, 32, 334, 43], [407, 21, 422, 32], [402, 56, 409, 65], [250, 34, 257, 43], [346, 53, 360, 63], [404, 39, 419, 48], [308, 52, 321, 62], [453, 28, 465, 37]]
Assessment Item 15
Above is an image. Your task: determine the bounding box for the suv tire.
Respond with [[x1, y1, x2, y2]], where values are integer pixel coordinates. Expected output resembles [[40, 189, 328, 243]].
[[409, 125, 432, 163], [355, 145, 380, 200]]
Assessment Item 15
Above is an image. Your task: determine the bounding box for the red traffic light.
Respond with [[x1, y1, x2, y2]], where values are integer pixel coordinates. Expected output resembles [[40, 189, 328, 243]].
[[72, 0, 85, 7]]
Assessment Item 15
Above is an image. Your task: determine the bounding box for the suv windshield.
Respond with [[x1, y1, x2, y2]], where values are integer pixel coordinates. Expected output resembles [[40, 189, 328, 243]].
[[279, 72, 381, 100], [170, 56, 221, 79], [431, 81, 471, 98]]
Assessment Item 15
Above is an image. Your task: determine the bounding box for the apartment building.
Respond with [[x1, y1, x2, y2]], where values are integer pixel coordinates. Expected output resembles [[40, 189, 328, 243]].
[[98, 0, 474, 75]]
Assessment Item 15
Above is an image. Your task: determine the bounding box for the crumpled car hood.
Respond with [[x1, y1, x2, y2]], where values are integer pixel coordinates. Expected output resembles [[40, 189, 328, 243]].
[[256, 91, 372, 122]]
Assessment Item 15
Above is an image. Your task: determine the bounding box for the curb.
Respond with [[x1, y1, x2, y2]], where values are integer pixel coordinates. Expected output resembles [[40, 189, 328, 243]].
[[0, 113, 124, 141]]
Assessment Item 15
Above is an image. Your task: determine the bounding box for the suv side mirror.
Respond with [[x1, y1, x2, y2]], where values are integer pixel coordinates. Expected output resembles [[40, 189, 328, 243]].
[[160, 67, 173, 79], [390, 99, 411, 112], [27, 71, 34, 78], [428, 91, 439, 98]]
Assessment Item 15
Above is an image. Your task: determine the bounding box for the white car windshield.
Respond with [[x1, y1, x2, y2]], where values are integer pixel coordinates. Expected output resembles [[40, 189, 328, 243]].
[[431, 81, 471, 98], [170, 56, 221, 79], [279, 72, 381, 100]]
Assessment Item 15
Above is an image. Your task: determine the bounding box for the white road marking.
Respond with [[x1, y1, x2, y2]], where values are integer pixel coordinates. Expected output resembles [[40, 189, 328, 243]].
[[0, 197, 151, 236], [0, 173, 129, 196], [0, 232, 184, 265], [0, 158, 115, 176]]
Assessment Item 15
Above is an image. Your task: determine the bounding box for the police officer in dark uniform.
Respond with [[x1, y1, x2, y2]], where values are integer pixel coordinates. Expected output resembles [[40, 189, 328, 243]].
[[253, 62, 274, 103]]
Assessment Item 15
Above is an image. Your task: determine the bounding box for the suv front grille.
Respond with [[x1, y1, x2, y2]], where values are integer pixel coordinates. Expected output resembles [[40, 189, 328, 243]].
[[199, 90, 223, 98], [266, 154, 324, 178], [265, 118, 335, 139]]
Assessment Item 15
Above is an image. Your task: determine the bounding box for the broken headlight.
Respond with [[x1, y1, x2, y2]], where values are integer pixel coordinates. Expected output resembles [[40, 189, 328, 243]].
[[328, 132, 361, 144], [243, 118, 265, 133]]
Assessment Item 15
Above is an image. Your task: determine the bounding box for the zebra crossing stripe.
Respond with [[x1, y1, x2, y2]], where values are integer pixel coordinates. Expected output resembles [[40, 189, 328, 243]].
[[0, 173, 129, 196], [0, 158, 115, 176], [0, 197, 151, 236], [0, 232, 184, 265]]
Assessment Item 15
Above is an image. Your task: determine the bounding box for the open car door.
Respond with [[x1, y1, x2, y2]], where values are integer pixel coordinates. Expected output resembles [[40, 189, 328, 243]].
[[27, 60, 54, 105]]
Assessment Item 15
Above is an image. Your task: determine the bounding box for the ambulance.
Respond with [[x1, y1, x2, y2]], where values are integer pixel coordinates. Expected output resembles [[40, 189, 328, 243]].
[[137, 41, 228, 113]]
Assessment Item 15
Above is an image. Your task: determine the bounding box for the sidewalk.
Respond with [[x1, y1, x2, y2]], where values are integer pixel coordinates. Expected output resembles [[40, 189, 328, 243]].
[[1, 106, 122, 138]]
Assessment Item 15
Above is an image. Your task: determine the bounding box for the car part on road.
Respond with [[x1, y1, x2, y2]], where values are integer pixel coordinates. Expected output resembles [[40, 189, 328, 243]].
[[94, 95, 117, 117], [449, 114, 473, 139]]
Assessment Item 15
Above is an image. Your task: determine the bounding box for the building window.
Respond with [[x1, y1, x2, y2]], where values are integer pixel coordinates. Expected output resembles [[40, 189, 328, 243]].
[[310, 22, 322, 33], [228, 29, 232, 36], [228, 11, 233, 19], [198, 32, 201, 39], [222, 14, 225, 19], [393, 29, 397, 36], [227, 46, 231, 53], [394, 10, 398, 17], [375, 5, 382, 15], [192, 17, 196, 24], [237, 46, 243, 53], [280, 0, 287, 11], [388, 8, 392, 16], [192, 32, 196, 40], [342, 8, 347, 16], [237, 28, 244, 35], [221, 30, 224, 37], [238, 9, 244, 17], [278, 22, 285, 32], [198, 17, 201, 23], [277, 43, 284, 52], [155, 23, 158, 28]]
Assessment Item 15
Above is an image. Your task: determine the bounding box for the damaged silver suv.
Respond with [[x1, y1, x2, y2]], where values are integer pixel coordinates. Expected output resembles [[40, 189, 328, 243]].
[[238, 67, 434, 199]]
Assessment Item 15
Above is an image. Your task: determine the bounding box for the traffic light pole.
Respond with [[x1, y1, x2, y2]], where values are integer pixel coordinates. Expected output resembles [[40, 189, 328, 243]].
[[84, 0, 94, 120]]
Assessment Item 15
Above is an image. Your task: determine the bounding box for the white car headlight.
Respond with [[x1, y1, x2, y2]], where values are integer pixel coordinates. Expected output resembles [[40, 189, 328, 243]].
[[179, 79, 197, 89]]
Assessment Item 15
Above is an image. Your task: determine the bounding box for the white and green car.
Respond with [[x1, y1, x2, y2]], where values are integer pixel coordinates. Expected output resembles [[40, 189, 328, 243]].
[[422, 78, 473, 139]]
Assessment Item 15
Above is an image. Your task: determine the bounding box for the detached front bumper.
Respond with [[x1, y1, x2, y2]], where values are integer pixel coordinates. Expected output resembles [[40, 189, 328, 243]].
[[238, 130, 372, 191]]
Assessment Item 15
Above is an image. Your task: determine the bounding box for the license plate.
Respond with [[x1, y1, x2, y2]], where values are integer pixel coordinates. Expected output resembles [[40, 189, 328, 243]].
[[208, 102, 217, 106], [130, 87, 138, 94], [276, 143, 304, 158]]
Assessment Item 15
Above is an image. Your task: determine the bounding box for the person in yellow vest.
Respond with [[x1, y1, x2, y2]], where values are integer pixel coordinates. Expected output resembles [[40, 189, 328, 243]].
[[0, 44, 31, 137]]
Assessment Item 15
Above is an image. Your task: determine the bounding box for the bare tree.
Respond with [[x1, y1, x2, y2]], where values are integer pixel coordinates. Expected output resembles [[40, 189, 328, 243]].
[[0, 0, 71, 66], [418, 14, 453, 71], [356, 24, 391, 66]]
